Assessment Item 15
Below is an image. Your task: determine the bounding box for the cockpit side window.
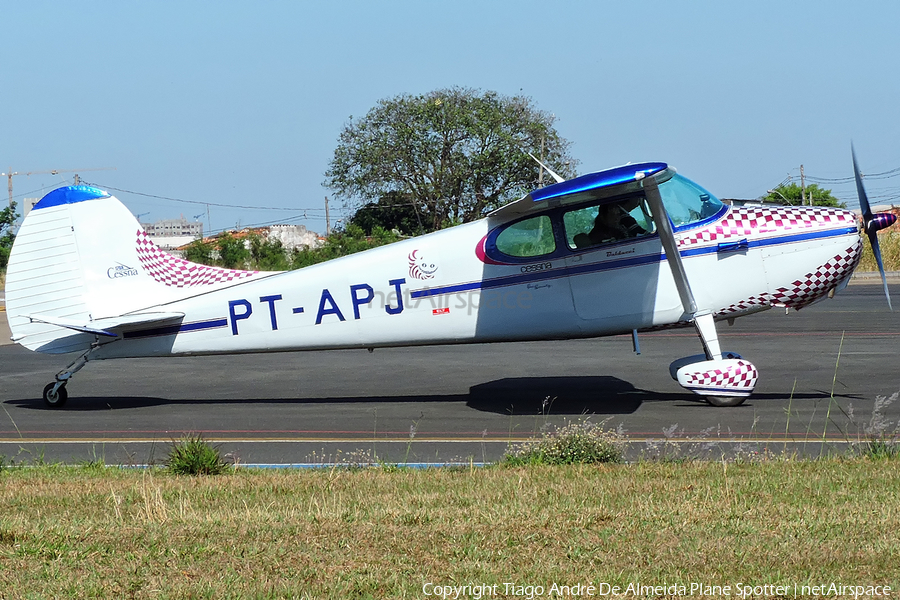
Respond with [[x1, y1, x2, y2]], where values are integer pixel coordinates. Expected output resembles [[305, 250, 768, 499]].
[[657, 174, 724, 227], [495, 215, 556, 257], [563, 197, 656, 249]]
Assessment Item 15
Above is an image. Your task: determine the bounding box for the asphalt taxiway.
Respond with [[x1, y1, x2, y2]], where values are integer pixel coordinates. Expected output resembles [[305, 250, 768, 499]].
[[1, 283, 898, 464]]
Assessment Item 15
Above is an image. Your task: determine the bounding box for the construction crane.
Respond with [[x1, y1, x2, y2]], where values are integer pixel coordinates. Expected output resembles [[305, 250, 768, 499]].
[[1, 167, 116, 208]]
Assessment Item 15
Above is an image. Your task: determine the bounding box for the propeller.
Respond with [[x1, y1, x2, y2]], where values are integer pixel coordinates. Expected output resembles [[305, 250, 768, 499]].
[[852, 144, 895, 311]]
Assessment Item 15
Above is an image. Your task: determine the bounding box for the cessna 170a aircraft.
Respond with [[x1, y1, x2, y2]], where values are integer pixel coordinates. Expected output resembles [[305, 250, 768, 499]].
[[4, 150, 894, 408]]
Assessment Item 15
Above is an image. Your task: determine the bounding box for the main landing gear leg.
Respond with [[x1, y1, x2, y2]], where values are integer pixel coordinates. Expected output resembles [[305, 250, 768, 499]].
[[42, 346, 94, 408]]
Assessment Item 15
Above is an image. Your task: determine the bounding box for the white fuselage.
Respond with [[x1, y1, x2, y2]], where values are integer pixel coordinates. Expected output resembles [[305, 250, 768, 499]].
[[92, 204, 861, 360]]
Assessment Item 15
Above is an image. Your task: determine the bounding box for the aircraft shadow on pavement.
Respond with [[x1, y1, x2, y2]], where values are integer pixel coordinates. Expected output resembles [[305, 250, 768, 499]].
[[467, 376, 657, 414], [464, 378, 861, 414], [4, 376, 856, 414]]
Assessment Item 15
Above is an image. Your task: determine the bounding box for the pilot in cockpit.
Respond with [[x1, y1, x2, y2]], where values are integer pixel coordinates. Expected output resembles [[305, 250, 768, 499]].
[[574, 203, 647, 248]]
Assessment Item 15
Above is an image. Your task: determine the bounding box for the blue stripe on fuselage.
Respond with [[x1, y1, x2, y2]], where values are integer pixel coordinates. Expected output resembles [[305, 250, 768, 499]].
[[122, 317, 228, 339], [410, 226, 858, 299]]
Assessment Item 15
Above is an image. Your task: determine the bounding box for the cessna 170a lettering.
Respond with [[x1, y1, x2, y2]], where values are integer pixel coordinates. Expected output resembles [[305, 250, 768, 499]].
[[5, 150, 894, 408]]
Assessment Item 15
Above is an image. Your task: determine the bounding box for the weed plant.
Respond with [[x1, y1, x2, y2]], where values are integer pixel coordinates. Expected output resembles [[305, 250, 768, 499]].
[[859, 231, 900, 271], [503, 419, 625, 465], [850, 391, 900, 459], [165, 434, 230, 475]]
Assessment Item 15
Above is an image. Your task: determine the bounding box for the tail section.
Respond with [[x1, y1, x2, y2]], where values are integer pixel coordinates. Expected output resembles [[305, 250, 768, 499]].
[[5, 185, 268, 353]]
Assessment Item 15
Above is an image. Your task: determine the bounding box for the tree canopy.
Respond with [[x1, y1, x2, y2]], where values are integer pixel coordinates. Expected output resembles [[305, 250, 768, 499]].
[[325, 87, 578, 232], [763, 183, 844, 208], [1, 202, 18, 270]]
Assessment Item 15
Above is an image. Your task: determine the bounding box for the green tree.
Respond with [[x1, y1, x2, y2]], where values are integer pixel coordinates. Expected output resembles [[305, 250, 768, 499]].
[[217, 233, 250, 269], [764, 183, 844, 207], [347, 191, 424, 237], [248, 233, 291, 271], [0, 202, 18, 270], [182, 239, 215, 265], [290, 224, 401, 269], [325, 87, 577, 232]]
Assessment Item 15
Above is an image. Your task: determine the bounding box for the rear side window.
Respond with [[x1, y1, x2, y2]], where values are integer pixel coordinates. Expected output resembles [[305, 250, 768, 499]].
[[495, 215, 556, 257]]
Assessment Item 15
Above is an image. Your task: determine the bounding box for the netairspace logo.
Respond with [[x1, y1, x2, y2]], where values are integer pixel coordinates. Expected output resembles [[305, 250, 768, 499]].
[[421, 581, 893, 599]]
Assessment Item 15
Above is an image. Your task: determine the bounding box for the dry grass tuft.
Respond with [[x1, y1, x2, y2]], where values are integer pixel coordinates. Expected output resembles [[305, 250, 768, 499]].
[[858, 231, 900, 271]]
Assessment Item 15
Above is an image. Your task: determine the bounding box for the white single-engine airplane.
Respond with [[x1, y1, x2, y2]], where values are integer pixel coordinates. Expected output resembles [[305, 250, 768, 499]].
[[5, 150, 894, 408]]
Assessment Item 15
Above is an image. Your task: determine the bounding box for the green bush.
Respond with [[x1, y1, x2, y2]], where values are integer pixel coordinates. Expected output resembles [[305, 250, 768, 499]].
[[166, 435, 230, 475], [503, 420, 625, 466]]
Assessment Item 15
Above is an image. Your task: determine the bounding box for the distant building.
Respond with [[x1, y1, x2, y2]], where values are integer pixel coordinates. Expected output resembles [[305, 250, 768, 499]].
[[22, 198, 40, 220], [174, 224, 323, 257], [264, 224, 322, 250], [141, 216, 204, 251]]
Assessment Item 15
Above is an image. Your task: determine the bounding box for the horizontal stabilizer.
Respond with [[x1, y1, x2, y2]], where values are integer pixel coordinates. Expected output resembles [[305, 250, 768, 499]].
[[22, 312, 185, 339]]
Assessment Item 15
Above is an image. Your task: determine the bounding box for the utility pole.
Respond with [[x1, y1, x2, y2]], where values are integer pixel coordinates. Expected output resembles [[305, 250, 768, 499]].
[[800, 164, 807, 206], [4, 168, 15, 208], [538, 136, 545, 188], [324, 196, 332, 236]]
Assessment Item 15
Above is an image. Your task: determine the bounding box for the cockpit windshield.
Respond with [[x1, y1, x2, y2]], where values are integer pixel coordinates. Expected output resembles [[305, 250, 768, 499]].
[[657, 174, 724, 227]]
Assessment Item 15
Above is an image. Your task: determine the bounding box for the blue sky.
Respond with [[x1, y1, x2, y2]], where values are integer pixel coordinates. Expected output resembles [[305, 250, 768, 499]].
[[3, 1, 899, 235]]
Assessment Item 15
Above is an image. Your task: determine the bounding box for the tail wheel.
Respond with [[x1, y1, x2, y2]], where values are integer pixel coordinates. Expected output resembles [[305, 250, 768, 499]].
[[42, 383, 68, 408]]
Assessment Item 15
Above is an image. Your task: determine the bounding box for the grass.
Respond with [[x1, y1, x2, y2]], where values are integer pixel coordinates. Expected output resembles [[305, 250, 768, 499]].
[[165, 434, 230, 476], [858, 230, 900, 272], [0, 460, 898, 598]]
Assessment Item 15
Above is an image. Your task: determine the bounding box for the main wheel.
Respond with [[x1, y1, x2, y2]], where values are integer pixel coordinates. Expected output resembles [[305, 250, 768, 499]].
[[42, 382, 68, 408], [705, 395, 747, 408]]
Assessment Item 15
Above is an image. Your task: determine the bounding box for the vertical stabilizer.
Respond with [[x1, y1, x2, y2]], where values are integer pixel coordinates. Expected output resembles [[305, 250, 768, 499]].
[[5, 185, 268, 353]]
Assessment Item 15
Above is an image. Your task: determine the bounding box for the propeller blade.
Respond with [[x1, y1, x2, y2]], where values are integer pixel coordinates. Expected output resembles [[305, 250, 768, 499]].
[[852, 144, 893, 311], [868, 229, 893, 311], [852, 144, 873, 221]]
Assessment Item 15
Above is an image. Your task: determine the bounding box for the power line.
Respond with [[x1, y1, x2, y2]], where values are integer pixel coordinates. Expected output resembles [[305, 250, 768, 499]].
[[86, 180, 423, 217], [85, 181, 327, 213]]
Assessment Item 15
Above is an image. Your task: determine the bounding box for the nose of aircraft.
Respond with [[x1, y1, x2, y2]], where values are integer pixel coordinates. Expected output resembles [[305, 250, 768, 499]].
[[761, 205, 862, 310]]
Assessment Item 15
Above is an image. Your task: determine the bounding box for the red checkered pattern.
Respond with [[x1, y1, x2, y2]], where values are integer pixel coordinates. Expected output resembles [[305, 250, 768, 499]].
[[769, 241, 862, 309], [678, 206, 856, 248], [686, 360, 758, 391], [716, 241, 862, 315], [135, 230, 258, 288], [715, 294, 773, 316]]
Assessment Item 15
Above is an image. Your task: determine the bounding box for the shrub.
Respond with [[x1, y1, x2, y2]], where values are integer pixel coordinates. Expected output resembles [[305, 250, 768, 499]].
[[503, 420, 625, 466], [166, 434, 230, 475]]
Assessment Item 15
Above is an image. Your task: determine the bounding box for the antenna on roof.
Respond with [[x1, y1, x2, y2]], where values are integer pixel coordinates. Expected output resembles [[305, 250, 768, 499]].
[[526, 152, 565, 184]]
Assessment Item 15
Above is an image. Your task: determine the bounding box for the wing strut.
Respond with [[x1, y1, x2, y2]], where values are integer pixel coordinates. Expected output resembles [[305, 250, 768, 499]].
[[642, 176, 722, 360]]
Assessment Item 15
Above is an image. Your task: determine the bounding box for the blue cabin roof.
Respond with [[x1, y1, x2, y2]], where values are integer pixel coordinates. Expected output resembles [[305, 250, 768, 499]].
[[530, 162, 668, 203]]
